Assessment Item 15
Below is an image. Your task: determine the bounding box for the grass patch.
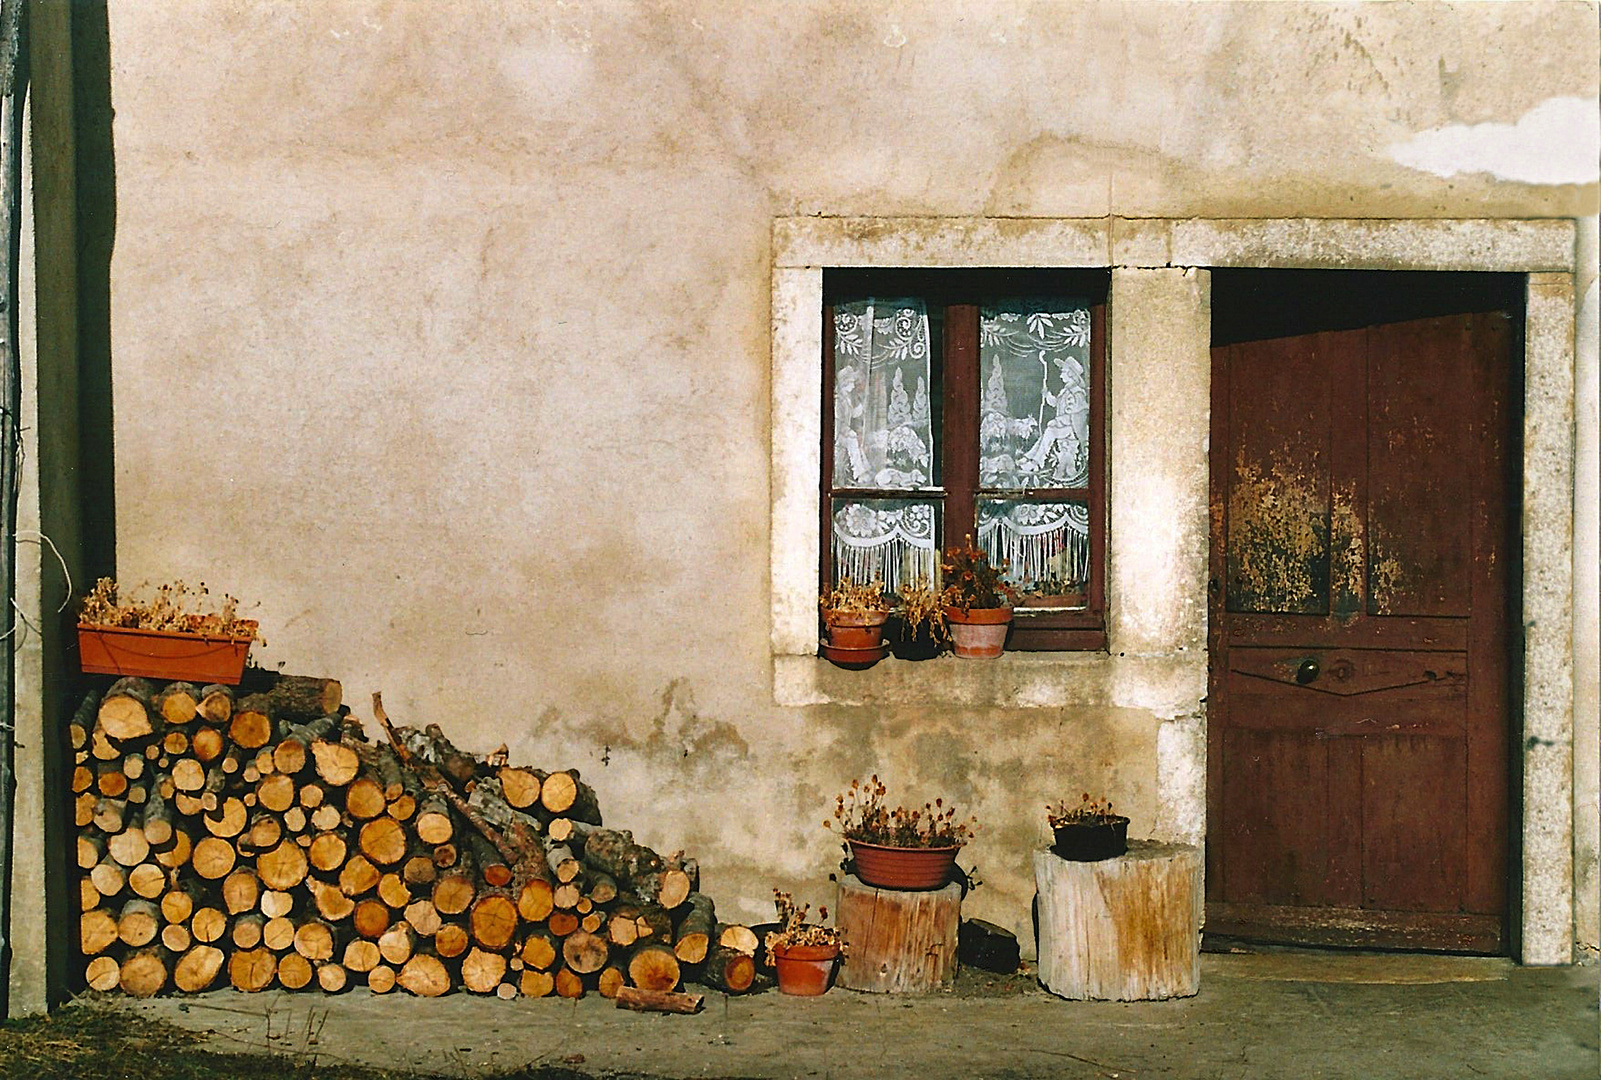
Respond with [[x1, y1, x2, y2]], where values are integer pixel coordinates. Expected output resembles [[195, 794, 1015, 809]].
[[0, 1001, 595, 1080]]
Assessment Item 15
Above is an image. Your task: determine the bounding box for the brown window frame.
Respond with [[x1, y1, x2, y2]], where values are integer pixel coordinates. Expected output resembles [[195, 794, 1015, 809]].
[[820, 269, 1109, 652]]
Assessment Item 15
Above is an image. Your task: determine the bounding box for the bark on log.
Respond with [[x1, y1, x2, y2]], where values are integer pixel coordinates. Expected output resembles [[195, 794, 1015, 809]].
[[467, 831, 512, 887], [615, 986, 704, 1014], [672, 893, 715, 964], [414, 791, 454, 844], [140, 787, 175, 848], [699, 944, 756, 993], [835, 873, 960, 994], [262, 675, 343, 720], [196, 684, 234, 724], [117, 898, 161, 947], [99, 678, 155, 740], [1033, 842, 1201, 1002]]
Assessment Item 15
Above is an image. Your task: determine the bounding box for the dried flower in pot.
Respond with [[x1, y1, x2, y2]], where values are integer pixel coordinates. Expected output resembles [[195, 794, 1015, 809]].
[[1047, 794, 1130, 861], [889, 576, 946, 661], [77, 578, 263, 684], [826, 775, 978, 890], [819, 578, 892, 667], [764, 891, 847, 996], [940, 539, 1016, 659]]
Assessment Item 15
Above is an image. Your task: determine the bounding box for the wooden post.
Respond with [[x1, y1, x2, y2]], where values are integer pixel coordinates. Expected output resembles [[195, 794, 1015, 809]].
[[1033, 841, 1202, 1001], [835, 873, 961, 993]]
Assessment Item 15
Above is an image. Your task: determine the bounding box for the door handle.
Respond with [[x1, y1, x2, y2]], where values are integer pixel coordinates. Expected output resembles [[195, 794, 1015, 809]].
[[1296, 658, 1321, 685]]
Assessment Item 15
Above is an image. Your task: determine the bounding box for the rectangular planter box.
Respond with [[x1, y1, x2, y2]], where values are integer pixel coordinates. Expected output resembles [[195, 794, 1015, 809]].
[[77, 623, 255, 684]]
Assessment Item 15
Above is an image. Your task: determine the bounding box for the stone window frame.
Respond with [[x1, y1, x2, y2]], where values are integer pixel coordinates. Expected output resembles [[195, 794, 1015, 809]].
[[769, 214, 1579, 964]]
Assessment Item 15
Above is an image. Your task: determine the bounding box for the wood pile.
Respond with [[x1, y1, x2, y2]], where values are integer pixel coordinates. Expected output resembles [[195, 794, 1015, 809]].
[[74, 676, 760, 1002]]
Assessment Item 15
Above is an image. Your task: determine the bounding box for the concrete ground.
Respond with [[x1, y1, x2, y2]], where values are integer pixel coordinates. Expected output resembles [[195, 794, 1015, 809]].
[[112, 952, 1597, 1080]]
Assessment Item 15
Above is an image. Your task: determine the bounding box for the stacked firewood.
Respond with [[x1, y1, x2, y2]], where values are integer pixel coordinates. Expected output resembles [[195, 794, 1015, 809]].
[[74, 675, 760, 1002]]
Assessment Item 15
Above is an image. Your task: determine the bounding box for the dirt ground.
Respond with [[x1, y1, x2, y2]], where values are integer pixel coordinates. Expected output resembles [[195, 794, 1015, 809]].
[[46, 951, 1593, 1080]]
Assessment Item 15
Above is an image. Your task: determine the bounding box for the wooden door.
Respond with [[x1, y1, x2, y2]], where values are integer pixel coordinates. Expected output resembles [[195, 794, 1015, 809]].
[[1206, 312, 1515, 953]]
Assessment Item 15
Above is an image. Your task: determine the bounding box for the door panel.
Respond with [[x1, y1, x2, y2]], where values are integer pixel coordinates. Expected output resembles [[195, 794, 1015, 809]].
[[1207, 311, 1513, 954]]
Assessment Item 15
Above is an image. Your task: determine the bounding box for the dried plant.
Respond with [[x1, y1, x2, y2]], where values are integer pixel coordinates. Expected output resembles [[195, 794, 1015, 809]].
[[825, 775, 978, 849], [939, 538, 1017, 612], [1025, 575, 1085, 596], [79, 578, 264, 644], [819, 578, 891, 623], [1047, 793, 1124, 827], [764, 890, 847, 953], [894, 576, 946, 640]]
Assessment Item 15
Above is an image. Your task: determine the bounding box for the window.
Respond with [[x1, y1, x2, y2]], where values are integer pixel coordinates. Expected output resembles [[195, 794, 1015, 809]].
[[822, 269, 1109, 650]]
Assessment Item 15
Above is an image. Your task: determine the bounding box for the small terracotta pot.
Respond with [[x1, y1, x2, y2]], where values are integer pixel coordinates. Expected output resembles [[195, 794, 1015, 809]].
[[824, 610, 889, 651], [820, 642, 887, 670], [848, 839, 961, 891], [943, 606, 1012, 659], [771, 942, 840, 995]]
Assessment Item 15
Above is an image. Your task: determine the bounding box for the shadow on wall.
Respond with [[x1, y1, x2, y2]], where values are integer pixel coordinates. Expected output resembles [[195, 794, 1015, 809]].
[[73, 0, 115, 580]]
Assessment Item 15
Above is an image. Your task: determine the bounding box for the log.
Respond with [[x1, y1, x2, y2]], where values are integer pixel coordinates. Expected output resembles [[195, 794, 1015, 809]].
[[117, 898, 162, 947], [581, 912, 604, 935], [397, 954, 450, 997], [140, 786, 175, 848], [257, 839, 309, 890], [203, 796, 247, 840], [1033, 842, 1201, 1001], [191, 907, 228, 944], [221, 869, 262, 915], [72, 763, 93, 794], [402, 854, 437, 887], [160, 880, 201, 924], [77, 833, 105, 870], [155, 828, 193, 871], [263, 916, 297, 952], [404, 899, 443, 938], [86, 954, 122, 991], [672, 893, 715, 964], [312, 738, 361, 786], [461, 947, 508, 994], [378, 921, 417, 966], [554, 967, 585, 999], [191, 836, 237, 880], [547, 911, 580, 938], [587, 872, 618, 906], [469, 891, 519, 951], [242, 813, 283, 853], [432, 848, 477, 916], [256, 773, 295, 813], [228, 948, 277, 992], [299, 782, 325, 809], [699, 944, 756, 993], [582, 829, 663, 889], [627, 943, 681, 992], [308, 831, 348, 872], [263, 675, 343, 720], [261, 890, 295, 919], [958, 918, 1021, 974], [173, 944, 226, 992], [293, 919, 337, 961], [434, 923, 470, 959], [274, 714, 338, 774], [316, 962, 349, 993], [231, 913, 266, 949], [229, 694, 275, 749], [89, 856, 125, 899], [467, 831, 512, 887], [119, 949, 168, 998], [282, 806, 308, 833], [353, 899, 392, 940], [128, 862, 168, 900], [562, 929, 609, 975], [717, 923, 759, 956], [345, 776, 387, 820], [343, 939, 381, 973], [80, 909, 120, 954], [635, 904, 673, 944], [615, 986, 703, 1014], [92, 796, 128, 834], [99, 677, 155, 740], [519, 969, 554, 998], [308, 877, 357, 922], [190, 725, 225, 763], [95, 762, 128, 799], [196, 684, 234, 724], [359, 817, 408, 867], [339, 854, 382, 897], [421, 723, 480, 791], [367, 963, 397, 994], [545, 842, 582, 885], [516, 877, 554, 923], [377, 872, 412, 910], [498, 767, 541, 809], [596, 965, 625, 999], [171, 758, 206, 794], [276, 952, 315, 990], [495, 981, 519, 1001], [414, 791, 454, 844], [519, 927, 558, 971], [835, 873, 960, 993], [539, 770, 600, 824], [163, 730, 189, 756], [368, 743, 405, 801], [80, 877, 101, 912], [154, 682, 200, 725], [90, 727, 118, 761]]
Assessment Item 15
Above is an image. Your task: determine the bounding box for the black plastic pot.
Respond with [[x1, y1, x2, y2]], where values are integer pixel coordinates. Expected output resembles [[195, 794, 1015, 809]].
[[888, 620, 944, 661], [1050, 816, 1130, 861]]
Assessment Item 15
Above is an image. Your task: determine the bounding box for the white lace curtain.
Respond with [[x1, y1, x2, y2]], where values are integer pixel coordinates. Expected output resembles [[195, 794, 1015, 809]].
[[831, 299, 937, 590], [976, 301, 1092, 592]]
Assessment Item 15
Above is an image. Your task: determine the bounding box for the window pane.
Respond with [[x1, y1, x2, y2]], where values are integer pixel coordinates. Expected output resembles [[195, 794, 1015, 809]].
[[977, 499, 1090, 604], [832, 498, 939, 592], [832, 299, 937, 490], [978, 300, 1092, 489]]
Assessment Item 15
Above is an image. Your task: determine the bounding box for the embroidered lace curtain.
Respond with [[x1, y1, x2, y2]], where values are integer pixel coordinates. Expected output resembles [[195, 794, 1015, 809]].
[[831, 299, 938, 591], [975, 301, 1092, 592]]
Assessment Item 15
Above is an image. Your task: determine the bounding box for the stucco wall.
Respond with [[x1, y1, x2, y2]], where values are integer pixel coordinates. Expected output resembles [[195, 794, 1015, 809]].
[[55, 0, 1600, 960]]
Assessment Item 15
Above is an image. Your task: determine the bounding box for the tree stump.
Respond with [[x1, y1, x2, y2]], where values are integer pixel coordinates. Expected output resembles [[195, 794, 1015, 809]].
[[1033, 841, 1201, 1001], [835, 873, 961, 993]]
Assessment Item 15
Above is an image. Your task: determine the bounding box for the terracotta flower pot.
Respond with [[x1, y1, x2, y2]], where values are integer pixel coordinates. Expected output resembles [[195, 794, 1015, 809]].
[[848, 839, 961, 890], [820, 642, 887, 670], [824, 610, 890, 651], [77, 623, 256, 684], [1051, 816, 1130, 861], [943, 605, 1012, 659], [771, 942, 840, 995]]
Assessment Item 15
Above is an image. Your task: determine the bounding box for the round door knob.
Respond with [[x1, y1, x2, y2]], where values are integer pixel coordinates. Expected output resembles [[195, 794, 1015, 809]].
[[1296, 658, 1321, 685]]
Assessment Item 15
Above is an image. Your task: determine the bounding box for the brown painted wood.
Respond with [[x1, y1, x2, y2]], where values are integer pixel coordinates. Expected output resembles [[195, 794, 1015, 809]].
[[1208, 312, 1513, 954]]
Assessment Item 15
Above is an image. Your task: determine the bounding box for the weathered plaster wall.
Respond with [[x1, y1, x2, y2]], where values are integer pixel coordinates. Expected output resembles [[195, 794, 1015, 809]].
[[76, 0, 1600, 953]]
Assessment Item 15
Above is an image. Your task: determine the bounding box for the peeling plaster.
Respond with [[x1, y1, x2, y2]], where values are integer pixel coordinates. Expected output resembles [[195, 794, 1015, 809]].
[[1388, 97, 1601, 186]]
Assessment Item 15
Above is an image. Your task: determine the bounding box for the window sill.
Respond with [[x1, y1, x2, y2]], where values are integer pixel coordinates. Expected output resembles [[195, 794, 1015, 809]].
[[773, 648, 1204, 710]]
